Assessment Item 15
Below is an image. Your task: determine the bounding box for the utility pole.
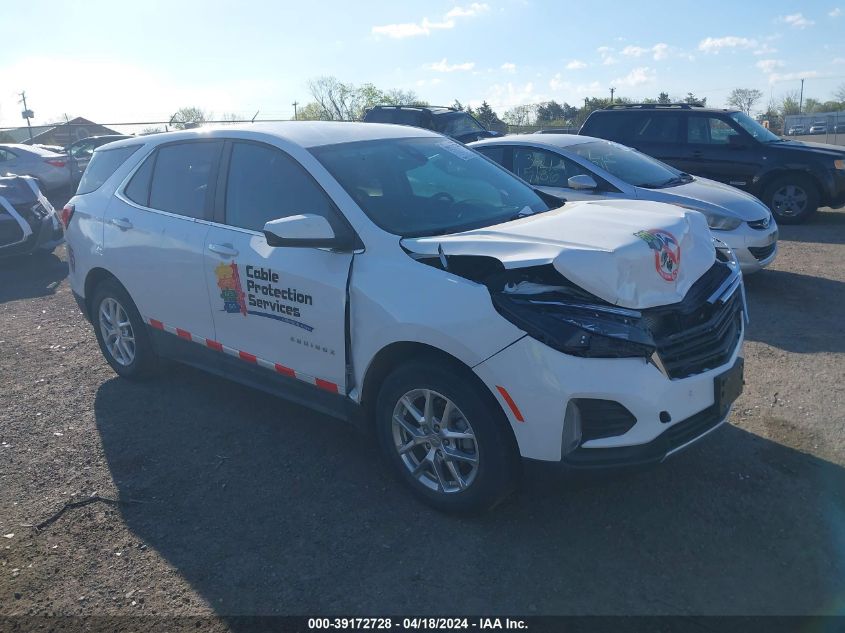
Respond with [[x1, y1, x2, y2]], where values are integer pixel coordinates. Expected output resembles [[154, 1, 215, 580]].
[[799, 78, 804, 114], [610, 87, 615, 104], [18, 91, 34, 141], [292, 101, 299, 120]]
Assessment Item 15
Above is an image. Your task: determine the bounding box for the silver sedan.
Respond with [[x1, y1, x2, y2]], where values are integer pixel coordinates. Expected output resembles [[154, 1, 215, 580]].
[[470, 134, 778, 273], [0, 143, 71, 193]]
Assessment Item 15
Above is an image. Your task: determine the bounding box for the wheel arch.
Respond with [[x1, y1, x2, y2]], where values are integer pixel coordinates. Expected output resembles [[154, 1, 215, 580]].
[[83, 267, 128, 321], [757, 168, 823, 199], [359, 341, 519, 453]]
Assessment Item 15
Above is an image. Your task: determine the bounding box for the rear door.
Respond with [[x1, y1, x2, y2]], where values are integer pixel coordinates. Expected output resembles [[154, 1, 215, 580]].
[[678, 114, 760, 189], [623, 111, 686, 167], [105, 140, 223, 344], [202, 140, 353, 394]]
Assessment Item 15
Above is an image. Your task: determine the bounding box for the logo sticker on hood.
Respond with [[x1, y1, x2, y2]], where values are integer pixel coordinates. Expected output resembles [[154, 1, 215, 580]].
[[634, 229, 681, 282]]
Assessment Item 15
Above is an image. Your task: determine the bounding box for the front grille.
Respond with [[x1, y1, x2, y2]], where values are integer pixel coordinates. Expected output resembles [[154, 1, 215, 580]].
[[652, 289, 743, 379], [747, 218, 771, 230], [748, 243, 776, 261]]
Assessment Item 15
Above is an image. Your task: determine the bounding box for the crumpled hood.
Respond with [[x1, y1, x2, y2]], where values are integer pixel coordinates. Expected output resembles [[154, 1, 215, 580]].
[[401, 200, 715, 309], [644, 176, 771, 221]]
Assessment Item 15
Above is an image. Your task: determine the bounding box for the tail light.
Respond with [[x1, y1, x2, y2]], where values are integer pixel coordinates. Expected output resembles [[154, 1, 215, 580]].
[[45, 159, 67, 168], [60, 204, 75, 229]]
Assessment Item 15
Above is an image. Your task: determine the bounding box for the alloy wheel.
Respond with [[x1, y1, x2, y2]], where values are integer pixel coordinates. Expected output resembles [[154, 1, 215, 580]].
[[771, 184, 808, 217], [391, 389, 479, 494], [98, 297, 136, 366]]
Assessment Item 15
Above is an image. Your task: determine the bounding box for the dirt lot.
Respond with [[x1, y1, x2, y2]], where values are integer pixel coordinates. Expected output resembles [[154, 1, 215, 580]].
[[1, 206, 844, 622]]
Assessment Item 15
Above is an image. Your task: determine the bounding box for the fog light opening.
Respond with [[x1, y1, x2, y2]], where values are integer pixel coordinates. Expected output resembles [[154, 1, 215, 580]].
[[660, 411, 672, 424], [562, 401, 583, 456]]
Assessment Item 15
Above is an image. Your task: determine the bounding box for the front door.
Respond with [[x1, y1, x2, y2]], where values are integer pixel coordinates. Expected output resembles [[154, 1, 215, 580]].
[[678, 114, 760, 190], [203, 140, 352, 393]]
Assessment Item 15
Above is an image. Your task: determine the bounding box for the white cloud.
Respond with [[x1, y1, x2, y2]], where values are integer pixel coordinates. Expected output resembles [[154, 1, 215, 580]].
[[756, 58, 784, 74], [372, 3, 488, 39], [549, 73, 569, 91], [779, 13, 815, 28], [425, 58, 475, 72], [501, 62, 516, 73], [621, 43, 672, 61], [768, 69, 822, 84], [652, 43, 670, 60], [830, 7, 842, 17], [485, 81, 541, 111], [612, 66, 657, 87], [621, 45, 648, 57], [597, 46, 618, 65], [372, 18, 454, 38], [833, 57, 845, 64], [698, 36, 758, 53], [565, 59, 587, 70], [445, 2, 490, 18]]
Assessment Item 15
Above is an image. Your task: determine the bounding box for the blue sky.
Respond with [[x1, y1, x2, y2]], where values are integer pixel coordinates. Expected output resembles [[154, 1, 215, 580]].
[[1, 0, 844, 128]]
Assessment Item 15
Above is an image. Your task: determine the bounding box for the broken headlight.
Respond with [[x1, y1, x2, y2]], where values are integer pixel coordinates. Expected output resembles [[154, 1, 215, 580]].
[[492, 293, 656, 359]]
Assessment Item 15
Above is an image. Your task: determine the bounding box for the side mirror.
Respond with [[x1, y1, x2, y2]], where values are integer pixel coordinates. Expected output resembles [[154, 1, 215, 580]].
[[263, 214, 356, 251], [568, 174, 598, 191]]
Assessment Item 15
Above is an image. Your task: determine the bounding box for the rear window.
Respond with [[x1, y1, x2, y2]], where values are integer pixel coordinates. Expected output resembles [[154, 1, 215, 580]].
[[366, 109, 426, 126], [77, 146, 141, 195]]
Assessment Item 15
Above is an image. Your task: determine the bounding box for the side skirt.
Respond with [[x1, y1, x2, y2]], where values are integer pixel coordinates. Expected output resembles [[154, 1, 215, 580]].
[[148, 326, 364, 428]]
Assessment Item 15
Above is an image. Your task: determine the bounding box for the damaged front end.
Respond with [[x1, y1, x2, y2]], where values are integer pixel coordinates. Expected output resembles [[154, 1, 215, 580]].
[[405, 244, 745, 378]]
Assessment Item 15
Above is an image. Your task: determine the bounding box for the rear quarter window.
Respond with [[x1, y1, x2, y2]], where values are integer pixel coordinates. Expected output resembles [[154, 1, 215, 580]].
[[581, 111, 638, 142], [77, 146, 141, 195]]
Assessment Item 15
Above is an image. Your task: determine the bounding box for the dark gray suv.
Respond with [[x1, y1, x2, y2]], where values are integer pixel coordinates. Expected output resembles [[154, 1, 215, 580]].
[[581, 103, 845, 223]]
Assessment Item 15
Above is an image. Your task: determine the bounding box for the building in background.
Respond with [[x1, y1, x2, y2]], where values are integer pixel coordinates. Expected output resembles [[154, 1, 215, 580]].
[[0, 117, 122, 146]]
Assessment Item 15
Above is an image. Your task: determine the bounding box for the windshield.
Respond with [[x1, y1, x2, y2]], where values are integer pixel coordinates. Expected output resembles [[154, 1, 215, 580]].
[[730, 111, 781, 142], [568, 140, 687, 188], [311, 137, 551, 237], [434, 112, 486, 138]]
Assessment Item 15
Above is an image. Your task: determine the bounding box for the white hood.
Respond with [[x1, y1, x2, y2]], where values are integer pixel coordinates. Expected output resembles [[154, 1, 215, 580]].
[[402, 200, 716, 309]]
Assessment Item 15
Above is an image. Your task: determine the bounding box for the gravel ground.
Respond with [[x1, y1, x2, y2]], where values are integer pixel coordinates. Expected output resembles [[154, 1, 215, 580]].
[[1, 207, 844, 622]]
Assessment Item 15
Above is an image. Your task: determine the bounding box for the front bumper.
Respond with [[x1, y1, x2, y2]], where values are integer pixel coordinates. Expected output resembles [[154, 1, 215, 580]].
[[718, 222, 778, 274], [474, 327, 744, 464], [0, 202, 63, 257]]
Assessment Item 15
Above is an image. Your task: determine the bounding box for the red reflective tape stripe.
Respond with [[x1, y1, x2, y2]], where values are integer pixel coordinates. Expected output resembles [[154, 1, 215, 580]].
[[176, 328, 192, 340], [496, 386, 524, 422], [149, 319, 164, 330], [274, 363, 295, 377], [206, 339, 223, 352], [238, 351, 257, 363], [316, 379, 338, 393]]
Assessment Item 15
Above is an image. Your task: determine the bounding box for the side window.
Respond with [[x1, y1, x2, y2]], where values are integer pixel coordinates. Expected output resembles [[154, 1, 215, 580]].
[[225, 142, 337, 232], [513, 147, 589, 187], [0, 149, 16, 162], [475, 146, 507, 167], [687, 116, 741, 145], [124, 151, 156, 206], [76, 146, 141, 195], [148, 142, 222, 218], [630, 114, 681, 143], [70, 141, 95, 159]]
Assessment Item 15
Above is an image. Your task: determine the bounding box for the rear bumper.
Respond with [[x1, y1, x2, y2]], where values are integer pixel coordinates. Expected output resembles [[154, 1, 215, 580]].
[[0, 202, 63, 257]]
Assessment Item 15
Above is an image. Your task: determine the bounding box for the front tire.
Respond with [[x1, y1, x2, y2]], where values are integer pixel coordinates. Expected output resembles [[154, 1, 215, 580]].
[[91, 279, 157, 380], [375, 360, 520, 514], [763, 174, 819, 224]]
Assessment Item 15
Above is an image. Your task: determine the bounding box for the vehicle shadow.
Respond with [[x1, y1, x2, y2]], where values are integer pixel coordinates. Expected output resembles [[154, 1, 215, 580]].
[[743, 268, 845, 353], [777, 207, 845, 245], [0, 249, 68, 304], [95, 367, 845, 618]]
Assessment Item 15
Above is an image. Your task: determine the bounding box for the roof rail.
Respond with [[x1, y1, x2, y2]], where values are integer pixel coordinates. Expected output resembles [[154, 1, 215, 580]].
[[370, 104, 457, 111], [604, 103, 706, 110]]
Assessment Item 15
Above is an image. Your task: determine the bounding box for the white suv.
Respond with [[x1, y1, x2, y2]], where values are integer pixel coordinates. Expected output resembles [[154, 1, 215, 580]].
[[65, 122, 745, 513]]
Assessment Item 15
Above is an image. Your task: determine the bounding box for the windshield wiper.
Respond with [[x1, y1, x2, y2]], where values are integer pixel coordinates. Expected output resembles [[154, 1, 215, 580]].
[[640, 176, 686, 189]]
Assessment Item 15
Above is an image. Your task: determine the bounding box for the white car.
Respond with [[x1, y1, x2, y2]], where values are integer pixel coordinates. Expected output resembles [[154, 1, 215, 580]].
[[64, 123, 746, 513], [470, 134, 778, 273]]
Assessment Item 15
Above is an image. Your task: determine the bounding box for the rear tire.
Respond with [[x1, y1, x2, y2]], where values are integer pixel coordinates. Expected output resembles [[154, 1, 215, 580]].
[[763, 174, 819, 224], [375, 360, 520, 514], [91, 279, 157, 380]]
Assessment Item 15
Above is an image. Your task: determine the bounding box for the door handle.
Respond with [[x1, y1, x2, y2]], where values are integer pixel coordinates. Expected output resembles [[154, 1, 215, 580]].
[[208, 243, 239, 258], [111, 217, 133, 230], [691, 150, 704, 158]]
